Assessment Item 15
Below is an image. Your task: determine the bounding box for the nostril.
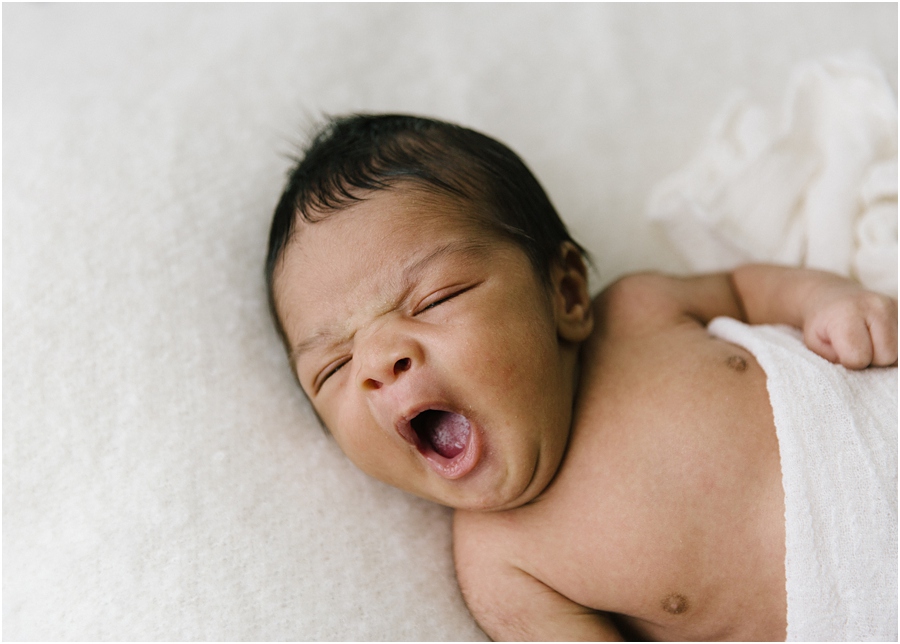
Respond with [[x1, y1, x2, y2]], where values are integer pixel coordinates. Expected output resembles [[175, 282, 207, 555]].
[[363, 378, 383, 390], [361, 357, 412, 390], [394, 357, 411, 375]]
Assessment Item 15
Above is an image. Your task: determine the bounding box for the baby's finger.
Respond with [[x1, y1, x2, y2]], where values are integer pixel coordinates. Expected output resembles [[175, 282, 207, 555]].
[[829, 316, 875, 369], [867, 308, 898, 367], [804, 326, 840, 364]]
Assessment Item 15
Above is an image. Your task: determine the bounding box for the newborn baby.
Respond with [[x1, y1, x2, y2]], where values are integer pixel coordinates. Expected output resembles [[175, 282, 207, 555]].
[[265, 114, 897, 641]]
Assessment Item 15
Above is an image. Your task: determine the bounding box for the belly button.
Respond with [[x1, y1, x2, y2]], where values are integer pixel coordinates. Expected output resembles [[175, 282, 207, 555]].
[[726, 355, 748, 372], [661, 593, 689, 615]]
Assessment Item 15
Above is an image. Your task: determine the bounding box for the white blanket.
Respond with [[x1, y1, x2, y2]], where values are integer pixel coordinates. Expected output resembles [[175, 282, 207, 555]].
[[708, 317, 898, 642], [649, 53, 898, 298]]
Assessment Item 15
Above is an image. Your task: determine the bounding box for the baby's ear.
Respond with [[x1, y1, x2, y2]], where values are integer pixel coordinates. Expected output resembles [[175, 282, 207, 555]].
[[550, 242, 594, 343]]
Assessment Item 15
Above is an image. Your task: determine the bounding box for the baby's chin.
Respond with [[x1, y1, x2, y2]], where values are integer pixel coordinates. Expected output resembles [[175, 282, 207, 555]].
[[416, 441, 566, 513]]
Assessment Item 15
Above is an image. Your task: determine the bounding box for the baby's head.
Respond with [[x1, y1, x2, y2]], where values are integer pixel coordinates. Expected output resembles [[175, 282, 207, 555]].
[[266, 114, 594, 511]]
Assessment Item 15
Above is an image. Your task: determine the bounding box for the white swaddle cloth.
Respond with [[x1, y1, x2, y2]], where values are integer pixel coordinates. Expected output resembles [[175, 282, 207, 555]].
[[648, 52, 898, 298], [707, 317, 897, 642]]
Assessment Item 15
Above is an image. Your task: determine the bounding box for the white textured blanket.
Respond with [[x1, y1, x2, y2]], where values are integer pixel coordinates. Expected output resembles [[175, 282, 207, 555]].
[[708, 317, 898, 642], [649, 53, 898, 298]]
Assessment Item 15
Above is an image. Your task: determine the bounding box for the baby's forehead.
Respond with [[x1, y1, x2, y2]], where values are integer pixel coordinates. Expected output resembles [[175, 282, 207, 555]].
[[277, 187, 512, 310], [292, 186, 503, 251]]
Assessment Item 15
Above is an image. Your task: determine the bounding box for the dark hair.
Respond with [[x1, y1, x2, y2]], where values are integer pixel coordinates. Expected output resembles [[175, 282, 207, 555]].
[[266, 113, 586, 346]]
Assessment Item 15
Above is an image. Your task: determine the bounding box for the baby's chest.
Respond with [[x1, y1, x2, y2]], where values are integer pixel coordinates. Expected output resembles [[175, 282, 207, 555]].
[[513, 335, 786, 636], [573, 330, 778, 494], [512, 485, 728, 637]]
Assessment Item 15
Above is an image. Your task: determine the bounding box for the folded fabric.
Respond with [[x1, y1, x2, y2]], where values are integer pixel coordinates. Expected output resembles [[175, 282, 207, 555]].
[[708, 317, 898, 642], [648, 53, 898, 298]]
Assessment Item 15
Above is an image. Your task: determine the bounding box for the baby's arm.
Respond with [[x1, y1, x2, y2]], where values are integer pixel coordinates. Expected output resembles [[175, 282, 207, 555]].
[[610, 264, 897, 369], [730, 264, 897, 368]]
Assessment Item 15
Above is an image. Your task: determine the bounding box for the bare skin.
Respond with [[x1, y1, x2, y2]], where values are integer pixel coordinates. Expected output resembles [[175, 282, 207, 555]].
[[272, 187, 898, 642], [454, 270, 897, 641], [455, 277, 786, 640]]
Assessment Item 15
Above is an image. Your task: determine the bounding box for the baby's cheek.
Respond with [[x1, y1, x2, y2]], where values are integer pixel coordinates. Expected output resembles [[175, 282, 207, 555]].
[[328, 407, 374, 460], [334, 425, 393, 480], [468, 317, 557, 389]]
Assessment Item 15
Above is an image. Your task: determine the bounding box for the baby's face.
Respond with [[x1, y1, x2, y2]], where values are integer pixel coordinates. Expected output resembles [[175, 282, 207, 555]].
[[273, 188, 580, 511]]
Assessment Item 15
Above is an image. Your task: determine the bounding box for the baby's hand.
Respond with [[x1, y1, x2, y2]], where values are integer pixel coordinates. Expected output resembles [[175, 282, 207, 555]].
[[802, 281, 898, 369]]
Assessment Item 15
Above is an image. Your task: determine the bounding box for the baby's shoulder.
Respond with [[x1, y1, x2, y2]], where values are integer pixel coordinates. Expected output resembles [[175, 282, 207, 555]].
[[593, 272, 696, 336], [451, 509, 528, 633], [452, 508, 540, 601], [452, 508, 517, 574], [453, 508, 616, 640]]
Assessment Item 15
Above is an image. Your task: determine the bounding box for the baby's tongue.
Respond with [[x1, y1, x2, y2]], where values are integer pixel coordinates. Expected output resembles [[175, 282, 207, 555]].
[[417, 411, 470, 458]]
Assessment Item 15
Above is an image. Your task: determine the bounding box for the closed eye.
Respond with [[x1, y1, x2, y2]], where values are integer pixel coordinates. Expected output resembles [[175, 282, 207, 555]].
[[317, 357, 350, 391], [416, 284, 479, 315]]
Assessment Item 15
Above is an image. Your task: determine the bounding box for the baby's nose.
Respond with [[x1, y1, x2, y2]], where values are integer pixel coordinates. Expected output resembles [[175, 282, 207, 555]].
[[356, 324, 421, 390], [363, 356, 412, 390]]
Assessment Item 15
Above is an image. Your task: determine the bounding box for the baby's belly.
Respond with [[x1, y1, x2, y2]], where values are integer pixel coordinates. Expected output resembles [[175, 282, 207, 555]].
[[526, 328, 788, 640]]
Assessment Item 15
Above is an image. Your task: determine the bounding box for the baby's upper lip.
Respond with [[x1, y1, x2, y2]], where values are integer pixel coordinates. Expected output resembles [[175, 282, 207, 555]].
[[395, 402, 451, 446], [395, 413, 418, 446]]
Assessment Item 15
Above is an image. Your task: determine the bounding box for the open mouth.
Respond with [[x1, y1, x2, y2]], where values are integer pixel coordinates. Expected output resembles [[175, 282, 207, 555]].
[[404, 408, 480, 479], [411, 410, 470, 458]]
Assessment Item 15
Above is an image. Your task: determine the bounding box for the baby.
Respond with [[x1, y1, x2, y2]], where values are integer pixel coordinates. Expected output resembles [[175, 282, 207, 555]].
[[265, 114, 897, 641]]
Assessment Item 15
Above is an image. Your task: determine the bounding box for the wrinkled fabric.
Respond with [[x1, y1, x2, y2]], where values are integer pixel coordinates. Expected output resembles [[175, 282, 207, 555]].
[[649, 53, 898, 298]]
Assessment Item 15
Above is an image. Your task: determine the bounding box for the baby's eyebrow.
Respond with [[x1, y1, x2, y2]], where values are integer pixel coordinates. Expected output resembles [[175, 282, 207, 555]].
[[290, 239, 491, 365], [398, 238, 490, 292], [290, 329, 348, 363]]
